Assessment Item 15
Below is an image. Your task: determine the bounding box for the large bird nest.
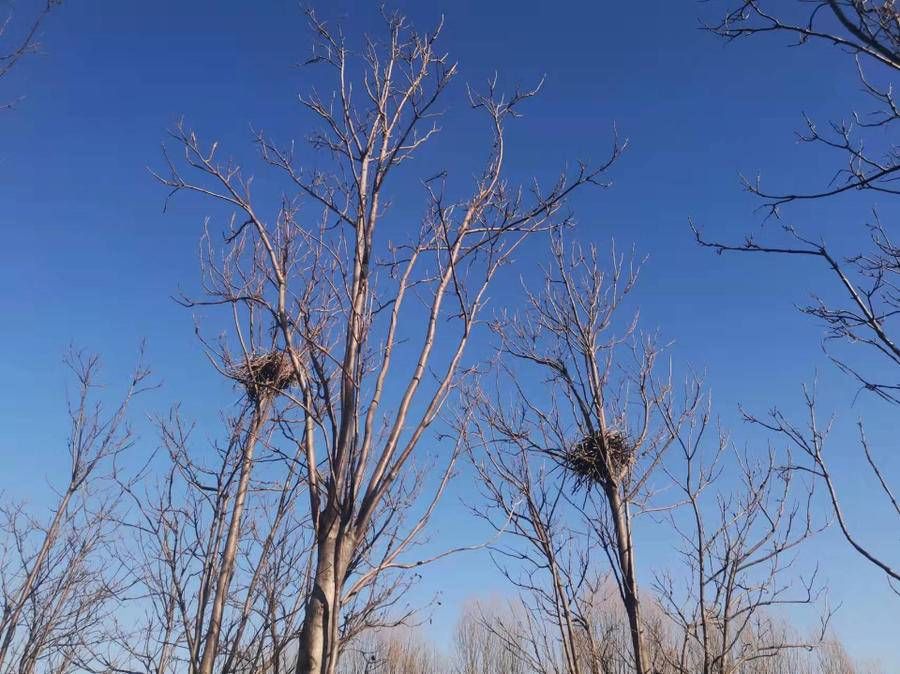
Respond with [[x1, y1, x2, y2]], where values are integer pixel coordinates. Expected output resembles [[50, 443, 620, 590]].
[[228, 350, 298, 401], [564, 429, 635, 489]]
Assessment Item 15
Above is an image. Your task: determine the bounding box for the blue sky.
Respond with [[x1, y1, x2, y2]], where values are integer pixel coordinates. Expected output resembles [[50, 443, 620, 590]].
[[0, 0, 897, 667]]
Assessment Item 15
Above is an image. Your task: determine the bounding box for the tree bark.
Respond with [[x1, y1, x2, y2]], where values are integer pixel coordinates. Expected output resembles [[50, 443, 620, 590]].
[[294, 509, 348, 674]]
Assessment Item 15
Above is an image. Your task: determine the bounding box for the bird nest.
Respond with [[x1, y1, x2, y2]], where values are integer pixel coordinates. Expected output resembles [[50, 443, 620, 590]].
[[564, 429, 635, 488], [228, 351, 298, 400]]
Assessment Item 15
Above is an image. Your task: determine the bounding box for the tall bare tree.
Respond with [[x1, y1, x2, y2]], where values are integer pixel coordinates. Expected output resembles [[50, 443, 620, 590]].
[[0, 351, 148, 674], [466, 239, 697, 674], [153, 10, 618, 673], [104, 395, 314, 674], [696, 0, 900, 588], [653, 399, 829, 674]]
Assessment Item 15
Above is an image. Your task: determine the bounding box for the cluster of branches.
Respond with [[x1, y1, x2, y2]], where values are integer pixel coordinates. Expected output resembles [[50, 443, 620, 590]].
[[695, 0, 900, 592], [0, 351, 149, 674], [0, 0, 59, 110]]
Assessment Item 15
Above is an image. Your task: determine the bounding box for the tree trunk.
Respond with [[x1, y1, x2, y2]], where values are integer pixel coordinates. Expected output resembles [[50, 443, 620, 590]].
[[294, 510, 348, 674], [606, 486, 647, 674], [197, 397, 272, 674]]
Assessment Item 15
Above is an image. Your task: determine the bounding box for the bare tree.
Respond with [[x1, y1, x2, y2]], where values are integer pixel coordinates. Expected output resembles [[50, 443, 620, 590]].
[[464, 436, 592, 674], [815, 637, 884, 674], [652, 395, 830, 674], [337, 626, 444, 674], [152, 9, 619, 673], [696, 0, 900, 588], [103, 390, 314, 674], [465, 238, 697, 674], [575, 586, 681, 674], [0, 350, 149, 674], [452, 601, 528, 674]]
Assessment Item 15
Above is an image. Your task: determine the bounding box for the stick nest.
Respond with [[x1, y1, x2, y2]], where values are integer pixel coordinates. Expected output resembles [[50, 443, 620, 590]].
[[565, 429, 635, 488], [228, 351, 298, 400]]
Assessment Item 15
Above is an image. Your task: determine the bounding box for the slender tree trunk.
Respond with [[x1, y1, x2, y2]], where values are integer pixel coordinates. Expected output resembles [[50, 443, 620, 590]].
[[606, 487, 647, 674], [197, 397, 272, 674]]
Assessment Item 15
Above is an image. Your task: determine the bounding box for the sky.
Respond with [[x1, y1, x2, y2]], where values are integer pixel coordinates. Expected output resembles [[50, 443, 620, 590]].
[[0, 0, 897, 668]]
